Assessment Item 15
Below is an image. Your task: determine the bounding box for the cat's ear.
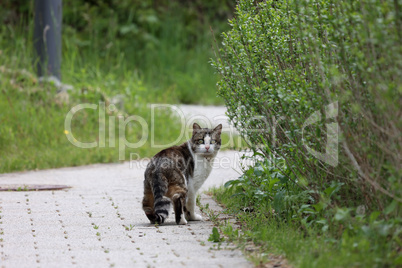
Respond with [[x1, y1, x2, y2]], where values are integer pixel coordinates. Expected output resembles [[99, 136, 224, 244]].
[[193, 123, 201, 135], [213, 124, 222, 135], [193, 123, 201, 131]]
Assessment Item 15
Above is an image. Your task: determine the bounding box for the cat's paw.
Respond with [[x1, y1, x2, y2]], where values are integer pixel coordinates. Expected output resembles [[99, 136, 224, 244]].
[[178, 215, 188, 225], [190, 213, 203, 221]]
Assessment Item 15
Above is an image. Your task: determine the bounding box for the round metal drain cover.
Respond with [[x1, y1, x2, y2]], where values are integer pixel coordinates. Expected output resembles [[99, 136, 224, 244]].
[[0, 184, 72, 191]]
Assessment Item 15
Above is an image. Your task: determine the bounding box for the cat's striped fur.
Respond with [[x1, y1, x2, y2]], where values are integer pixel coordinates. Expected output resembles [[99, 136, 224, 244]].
[[142, 123, 222, 225]]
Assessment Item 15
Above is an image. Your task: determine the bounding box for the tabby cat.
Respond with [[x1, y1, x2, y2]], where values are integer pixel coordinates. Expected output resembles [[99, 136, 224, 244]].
[[142, 123, 222, 225]]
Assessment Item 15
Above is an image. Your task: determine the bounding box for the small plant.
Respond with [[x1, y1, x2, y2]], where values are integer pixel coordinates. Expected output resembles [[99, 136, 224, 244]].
[[208, 227, 224, 243], [93, 225, 99, 230], [208, 210, 220, 223], [124, 224, 134, 231], [17, 185, 29, 191], [221, 224, 239, 242]]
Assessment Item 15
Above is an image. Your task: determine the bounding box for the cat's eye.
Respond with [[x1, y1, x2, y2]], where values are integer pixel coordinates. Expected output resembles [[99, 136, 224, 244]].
[[211, 140, 216, 144], [198, 139, 204, 144]]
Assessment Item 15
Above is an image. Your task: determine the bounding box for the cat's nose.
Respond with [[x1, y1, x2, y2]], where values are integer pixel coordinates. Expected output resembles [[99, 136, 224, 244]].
[[205, 145, 210, 151]]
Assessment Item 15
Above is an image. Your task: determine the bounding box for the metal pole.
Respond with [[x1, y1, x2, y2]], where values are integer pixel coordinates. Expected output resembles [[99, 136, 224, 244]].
[[33, 0, 62, 80]]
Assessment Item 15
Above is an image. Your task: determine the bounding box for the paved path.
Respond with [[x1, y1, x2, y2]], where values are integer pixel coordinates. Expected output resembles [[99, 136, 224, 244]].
[[0, 150, 251, 268]]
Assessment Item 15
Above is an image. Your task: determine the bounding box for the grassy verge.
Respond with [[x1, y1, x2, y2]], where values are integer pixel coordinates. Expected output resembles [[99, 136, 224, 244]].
[[210, 186, 400, 268], [0, 56, 240, 173], [0, 58, 237, 173], [0, 8, 226, 173], [0, 66, 185, 173], [0, 23, 184, 173]]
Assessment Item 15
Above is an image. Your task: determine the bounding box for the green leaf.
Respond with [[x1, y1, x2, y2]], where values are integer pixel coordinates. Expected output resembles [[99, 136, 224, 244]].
[[208, 227, 223, 243], [313, 201, 325, 212], [254, 165, 264, 176], [268, 177, 280, 192], [384, 200, 398, 215], [224, 179, 238, 188]]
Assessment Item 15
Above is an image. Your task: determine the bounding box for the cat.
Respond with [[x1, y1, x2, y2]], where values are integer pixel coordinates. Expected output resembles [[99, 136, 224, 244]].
[[142, 123, 222, 225]]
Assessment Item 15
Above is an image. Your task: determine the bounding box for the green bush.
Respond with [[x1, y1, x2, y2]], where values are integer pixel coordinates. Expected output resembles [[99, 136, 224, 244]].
[[213, 0, 401, 216], [213, 1, 401, 264]]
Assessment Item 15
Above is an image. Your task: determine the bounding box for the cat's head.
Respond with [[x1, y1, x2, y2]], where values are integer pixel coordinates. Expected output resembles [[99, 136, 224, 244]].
[[190, 123, 222, 155]]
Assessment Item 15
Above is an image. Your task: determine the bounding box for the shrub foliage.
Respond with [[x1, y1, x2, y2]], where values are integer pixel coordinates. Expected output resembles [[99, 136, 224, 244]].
[[213, 0, 401, 214]]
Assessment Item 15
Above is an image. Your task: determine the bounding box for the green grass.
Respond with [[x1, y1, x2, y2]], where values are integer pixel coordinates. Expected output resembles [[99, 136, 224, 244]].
[[60, 16, 222, 105], [0, 23, 184, 173], [132, 20, 222, 105], [0, 67, 185, 173], [0, 11, 224, 173], [211, 186, 400, 268]]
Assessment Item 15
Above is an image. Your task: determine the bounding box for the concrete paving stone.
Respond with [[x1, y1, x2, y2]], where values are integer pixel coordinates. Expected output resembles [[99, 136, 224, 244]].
[[0, 150, 252, 267]]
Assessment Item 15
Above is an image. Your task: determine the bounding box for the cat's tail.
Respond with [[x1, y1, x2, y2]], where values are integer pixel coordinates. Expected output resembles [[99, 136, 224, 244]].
[[152, 173, 171, 224]]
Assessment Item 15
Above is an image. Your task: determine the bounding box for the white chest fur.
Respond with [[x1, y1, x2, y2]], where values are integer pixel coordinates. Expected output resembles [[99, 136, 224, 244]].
[[185, 141, 218, 221], [192, 154, 214, 191], [187, 142, 216, 192]]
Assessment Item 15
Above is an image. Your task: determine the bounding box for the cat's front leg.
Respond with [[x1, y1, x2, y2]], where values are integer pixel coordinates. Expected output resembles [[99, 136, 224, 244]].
[[185, 189, 202, 221]]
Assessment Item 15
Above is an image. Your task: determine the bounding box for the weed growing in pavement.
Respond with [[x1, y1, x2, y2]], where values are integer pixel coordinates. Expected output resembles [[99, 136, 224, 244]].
[[124, 224, 135, 231]]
